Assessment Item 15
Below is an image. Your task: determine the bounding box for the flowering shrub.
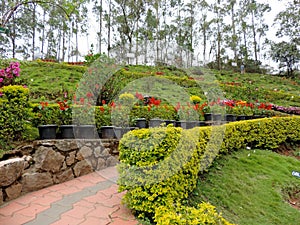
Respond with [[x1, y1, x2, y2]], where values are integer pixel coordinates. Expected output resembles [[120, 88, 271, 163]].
[[220, 99, 273, 116], [272, 105, 300, 115], [57, 99, 72, 125], [0, 62, 21, 88], [35, 101, 59, 125]]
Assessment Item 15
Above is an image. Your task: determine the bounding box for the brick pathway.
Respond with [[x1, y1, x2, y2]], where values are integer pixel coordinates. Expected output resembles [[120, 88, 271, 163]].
[[0, 167, 138, 225]]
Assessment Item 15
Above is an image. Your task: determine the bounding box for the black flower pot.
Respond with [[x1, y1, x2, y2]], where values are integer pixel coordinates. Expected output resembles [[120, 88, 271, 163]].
[[236, 115, 246, 121], [252, 115, 263, 119], [100, 126, 116, 139], [178, 121, 198, 129], [225, 114, 236, 122], [59, 125, 76, 139], [198, 121, 207, 127], [38, 124, 58, 140], [164, 120, 176, 126], [212, 113, 222, 121], [244, 115, 253, 120], [149, 118, 163, 127], [75, 125, 97, 139], [204, 113, 212, 121], [135, 118, 147, 129]]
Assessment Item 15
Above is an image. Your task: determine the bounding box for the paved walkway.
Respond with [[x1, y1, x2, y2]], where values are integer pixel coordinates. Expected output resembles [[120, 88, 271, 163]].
[[0, 167, 138, 225]]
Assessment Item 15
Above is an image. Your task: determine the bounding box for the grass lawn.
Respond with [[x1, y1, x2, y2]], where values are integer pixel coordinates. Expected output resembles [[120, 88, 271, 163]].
[[189, 148, 300, 225]]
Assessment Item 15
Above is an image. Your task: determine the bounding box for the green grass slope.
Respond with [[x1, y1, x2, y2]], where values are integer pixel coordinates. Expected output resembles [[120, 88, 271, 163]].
[[189, 149, 300, 225]]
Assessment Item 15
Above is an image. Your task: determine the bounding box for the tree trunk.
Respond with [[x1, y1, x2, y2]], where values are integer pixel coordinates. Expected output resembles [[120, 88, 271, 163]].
[[31, 3, 36, 60], [231, 2, 237, 64], [99, 0, 102, 53], [251, 11, 258, 62], [107, 0, 111, 57]]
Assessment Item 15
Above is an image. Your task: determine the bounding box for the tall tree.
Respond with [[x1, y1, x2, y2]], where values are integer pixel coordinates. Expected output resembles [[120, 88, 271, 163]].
[[274, 0, 300, 45], [270, 41, 300, 77], [113, 0, 145, 61], [211, 0, 226, 70]]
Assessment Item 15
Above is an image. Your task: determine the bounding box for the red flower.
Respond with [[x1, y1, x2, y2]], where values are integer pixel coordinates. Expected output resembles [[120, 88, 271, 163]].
[[99, 106, 105, 112], [135, 92, 144, 100], [175, 102, 181, 112], [80, 97, 85, 104], [86, 92, 93, 98], [110, 101, 116, 108]]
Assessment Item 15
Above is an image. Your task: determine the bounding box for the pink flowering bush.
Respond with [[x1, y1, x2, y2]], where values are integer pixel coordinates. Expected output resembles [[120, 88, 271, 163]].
[[0, 62, 21, 88]]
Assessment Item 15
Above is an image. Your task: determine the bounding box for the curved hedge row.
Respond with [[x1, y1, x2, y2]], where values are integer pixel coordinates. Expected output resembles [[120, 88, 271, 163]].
[[117, 116, 300, 224]]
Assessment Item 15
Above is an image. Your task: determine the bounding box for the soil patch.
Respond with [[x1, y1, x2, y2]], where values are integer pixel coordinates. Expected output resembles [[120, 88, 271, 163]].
[[275, 143, 300, 211], [274, 143, 300, 160]]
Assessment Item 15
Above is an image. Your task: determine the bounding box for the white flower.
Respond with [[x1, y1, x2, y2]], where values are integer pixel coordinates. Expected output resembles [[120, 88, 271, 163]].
[[248, 153, 251, 157], [246, 146, 251, 150]]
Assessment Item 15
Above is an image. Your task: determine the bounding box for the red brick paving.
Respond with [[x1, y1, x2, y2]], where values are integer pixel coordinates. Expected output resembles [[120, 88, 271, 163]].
[[0, 166, 138, 225]]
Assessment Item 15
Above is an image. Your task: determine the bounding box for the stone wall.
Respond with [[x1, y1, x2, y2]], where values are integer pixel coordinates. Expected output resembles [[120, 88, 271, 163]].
[[0, 139, 119, 205]]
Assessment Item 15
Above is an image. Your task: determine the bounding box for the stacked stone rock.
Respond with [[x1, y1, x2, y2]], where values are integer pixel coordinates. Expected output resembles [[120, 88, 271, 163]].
[[0, 139, 119, 205]]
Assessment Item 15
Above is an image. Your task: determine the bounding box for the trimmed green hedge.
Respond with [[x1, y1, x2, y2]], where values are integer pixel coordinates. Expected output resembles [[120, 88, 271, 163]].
[[0, 85, 31, 149], [117, 116, 300, 224]]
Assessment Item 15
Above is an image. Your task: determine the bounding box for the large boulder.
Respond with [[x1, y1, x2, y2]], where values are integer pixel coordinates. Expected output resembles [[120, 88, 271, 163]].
[[73, 160, 93, 177], [0, 158, 25, 187], [34, 146, 65, 173], [21, 172, 53, 193], [4, 182, 22, 201]]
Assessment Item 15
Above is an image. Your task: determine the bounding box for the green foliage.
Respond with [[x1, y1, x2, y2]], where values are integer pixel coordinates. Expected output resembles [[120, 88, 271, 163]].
[[118, 116, 300, 223], [31, 102, 61, 126], [84, 44, 101, 65], [154, 202, 234, 225], [0, 85, 31, 149]]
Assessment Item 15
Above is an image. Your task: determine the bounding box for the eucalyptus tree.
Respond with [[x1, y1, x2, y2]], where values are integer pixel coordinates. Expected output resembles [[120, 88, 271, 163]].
[[248, 0, 270, 63], [237, 0, 270, 64], [103, 0, 113, 56], [180, 0, 197, 67], [197, 0, 212, 65], [274, 0, 300, 45], [210, 0, 227, 70], [112, 0, 145, 63], [140, 6, 157, 63], [224, 0, 238, 64], [93, 0, 104, 53]]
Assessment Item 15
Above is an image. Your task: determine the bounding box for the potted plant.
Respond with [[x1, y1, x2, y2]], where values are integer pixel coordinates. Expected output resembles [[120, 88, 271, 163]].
[[176, 102, 200, 129], [36, 101, 58, 139], [57, 99, 75, 139], [110, 93, 135, 138], [72, 102, 97, 139]]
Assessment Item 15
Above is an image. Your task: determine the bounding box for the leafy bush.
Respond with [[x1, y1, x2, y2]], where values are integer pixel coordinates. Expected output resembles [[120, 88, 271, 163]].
[[154, 202, 234, 225], [0, 85, 32, 149]]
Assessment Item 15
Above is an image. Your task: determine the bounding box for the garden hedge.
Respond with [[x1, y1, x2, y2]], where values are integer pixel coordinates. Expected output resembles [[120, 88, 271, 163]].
[[0, 85, 31, 149], [117, 116, 300, 224]]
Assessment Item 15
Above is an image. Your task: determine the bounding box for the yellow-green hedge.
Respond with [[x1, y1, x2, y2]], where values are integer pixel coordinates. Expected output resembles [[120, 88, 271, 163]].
[[154, 202, 234, 225], [0, 85, 31, 149], [118, 116, 300, 223]]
